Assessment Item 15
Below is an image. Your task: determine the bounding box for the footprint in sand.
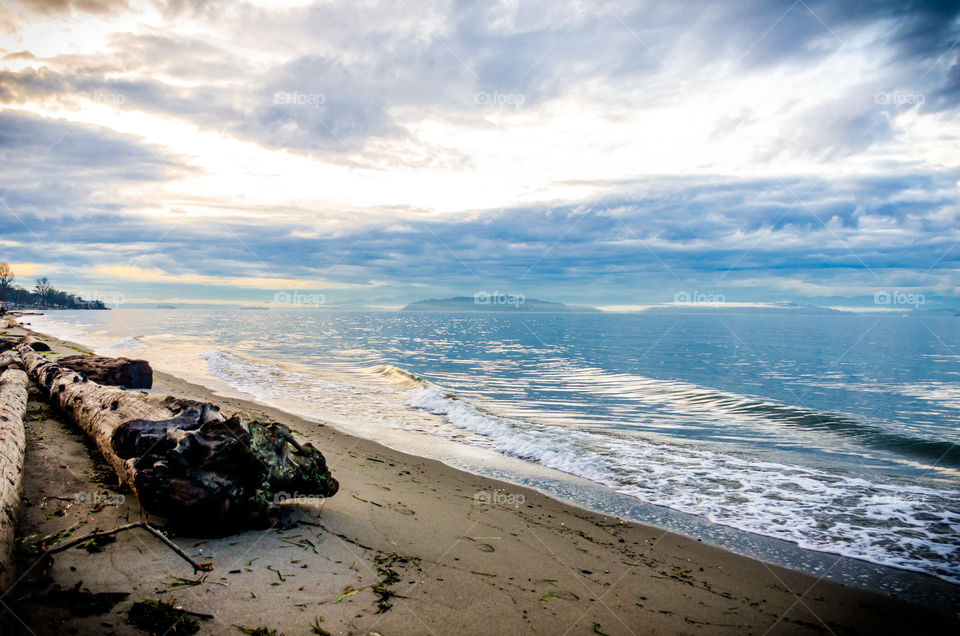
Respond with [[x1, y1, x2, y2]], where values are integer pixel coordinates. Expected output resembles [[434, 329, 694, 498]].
[[463, 537, 495, 552], [390, 504, 415, 515]]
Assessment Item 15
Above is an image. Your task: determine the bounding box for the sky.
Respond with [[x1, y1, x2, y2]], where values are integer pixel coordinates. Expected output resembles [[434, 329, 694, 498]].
[[0, 0, 958, 310]]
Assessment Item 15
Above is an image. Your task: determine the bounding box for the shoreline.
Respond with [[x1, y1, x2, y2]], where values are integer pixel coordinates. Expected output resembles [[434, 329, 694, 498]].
[[6, 323, 960, 634], [150, 366, 960, 611]]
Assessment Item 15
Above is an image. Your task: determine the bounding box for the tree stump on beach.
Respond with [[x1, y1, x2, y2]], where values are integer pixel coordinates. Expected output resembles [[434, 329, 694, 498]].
[[17, 343, 338, 534], [0, 366, 28, 595]]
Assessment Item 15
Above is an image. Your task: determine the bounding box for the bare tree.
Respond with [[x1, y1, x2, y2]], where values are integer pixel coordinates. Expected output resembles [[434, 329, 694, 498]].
[[33, 277, 52, 307], [0, 263, 13, 302]]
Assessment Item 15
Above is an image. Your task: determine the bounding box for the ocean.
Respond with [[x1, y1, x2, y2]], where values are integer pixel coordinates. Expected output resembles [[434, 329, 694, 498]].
[[25, 308, 960, 595]]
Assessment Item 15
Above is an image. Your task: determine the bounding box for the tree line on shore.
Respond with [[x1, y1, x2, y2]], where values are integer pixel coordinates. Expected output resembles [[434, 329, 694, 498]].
[[0, 263, 107, 310]]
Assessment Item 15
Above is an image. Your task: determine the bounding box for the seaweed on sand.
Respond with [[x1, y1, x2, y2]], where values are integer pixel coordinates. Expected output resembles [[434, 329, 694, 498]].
[[126, 598, 212, 635], [373, 553, 411, 613]]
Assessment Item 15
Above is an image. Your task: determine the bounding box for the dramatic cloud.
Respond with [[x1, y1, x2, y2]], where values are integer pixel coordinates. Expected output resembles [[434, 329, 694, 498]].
[[0, 110, 185, 222], [0, 0, 957, 307]]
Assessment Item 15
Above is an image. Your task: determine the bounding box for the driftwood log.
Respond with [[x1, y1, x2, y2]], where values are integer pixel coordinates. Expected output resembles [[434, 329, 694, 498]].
[[58, 355, 153, 389], [0, 351, 19, 373], [21, 335, 50, 352], [0, 366, 28, 594], [17, 343, 338, 534]]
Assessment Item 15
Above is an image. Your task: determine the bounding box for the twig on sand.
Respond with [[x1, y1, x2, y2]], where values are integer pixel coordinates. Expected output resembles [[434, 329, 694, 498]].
[[44, 521, 213, 573]]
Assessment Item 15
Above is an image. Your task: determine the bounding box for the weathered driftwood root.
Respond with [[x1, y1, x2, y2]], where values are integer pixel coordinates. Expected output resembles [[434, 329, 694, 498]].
[[0, 366, 28, 594], [17, 343, 339, 535], [115, 407, 340, 530], [44, 522, 212, 573]]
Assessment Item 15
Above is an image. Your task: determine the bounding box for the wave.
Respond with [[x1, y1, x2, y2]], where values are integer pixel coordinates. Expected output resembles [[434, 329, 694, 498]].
[[541, 364, 960, 465], [105, 336, 148, 351], [407, 386, 960, 584], [369, 364, 428, 388], [202, 350, 354, 397]]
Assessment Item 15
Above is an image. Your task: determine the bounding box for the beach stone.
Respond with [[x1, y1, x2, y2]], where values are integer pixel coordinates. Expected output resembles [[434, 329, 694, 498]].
[[58, 355, 153, 389]]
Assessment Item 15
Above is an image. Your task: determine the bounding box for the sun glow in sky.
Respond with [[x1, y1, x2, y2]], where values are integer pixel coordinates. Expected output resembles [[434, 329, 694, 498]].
[[0, 0, 958, 308]]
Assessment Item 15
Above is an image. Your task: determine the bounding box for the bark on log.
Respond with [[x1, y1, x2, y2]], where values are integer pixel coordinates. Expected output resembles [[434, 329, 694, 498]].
[[0, 366, 28, 595], [0, 351, 19, 373], [17, 344, 338, 535]]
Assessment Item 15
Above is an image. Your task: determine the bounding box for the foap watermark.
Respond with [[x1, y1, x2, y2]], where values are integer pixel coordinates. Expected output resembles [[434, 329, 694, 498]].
[[274, 90, 326, 108], [79, 91, 126, 105], [874, 290, 925, 308], [674, 290, 726, 304], [273, 291, 325, 307], [83, 291, 126, 307], [874, 91, 925, 107], [475, 90, 526, 109], [474, 489, 525, 508], [474, 290, 525, 307], [273, 491, 326, 505], [73, 491, 125, 506]]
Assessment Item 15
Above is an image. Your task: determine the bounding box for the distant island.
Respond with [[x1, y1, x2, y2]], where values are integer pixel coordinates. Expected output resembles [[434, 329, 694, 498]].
[[402, 296, 600, 313], [644, 302, 847, 315]]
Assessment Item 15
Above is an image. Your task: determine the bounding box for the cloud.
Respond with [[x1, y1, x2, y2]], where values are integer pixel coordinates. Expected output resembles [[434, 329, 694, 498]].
[[2, 170, 953, 304], [2, 51, 37, 61], [2, 262, 57, 278], [0, 0, 957, 306], [0, 111, 174, 175], [4, 0, 954, 159], [0, 110, 187, 217], [923, 53, 960, 113], [94, 265, 385, 290], [14, 0, 130, 15]]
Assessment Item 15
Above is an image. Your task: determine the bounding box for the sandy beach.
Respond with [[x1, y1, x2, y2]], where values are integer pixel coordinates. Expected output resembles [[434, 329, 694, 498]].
[[3, 324, 959, 635]]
